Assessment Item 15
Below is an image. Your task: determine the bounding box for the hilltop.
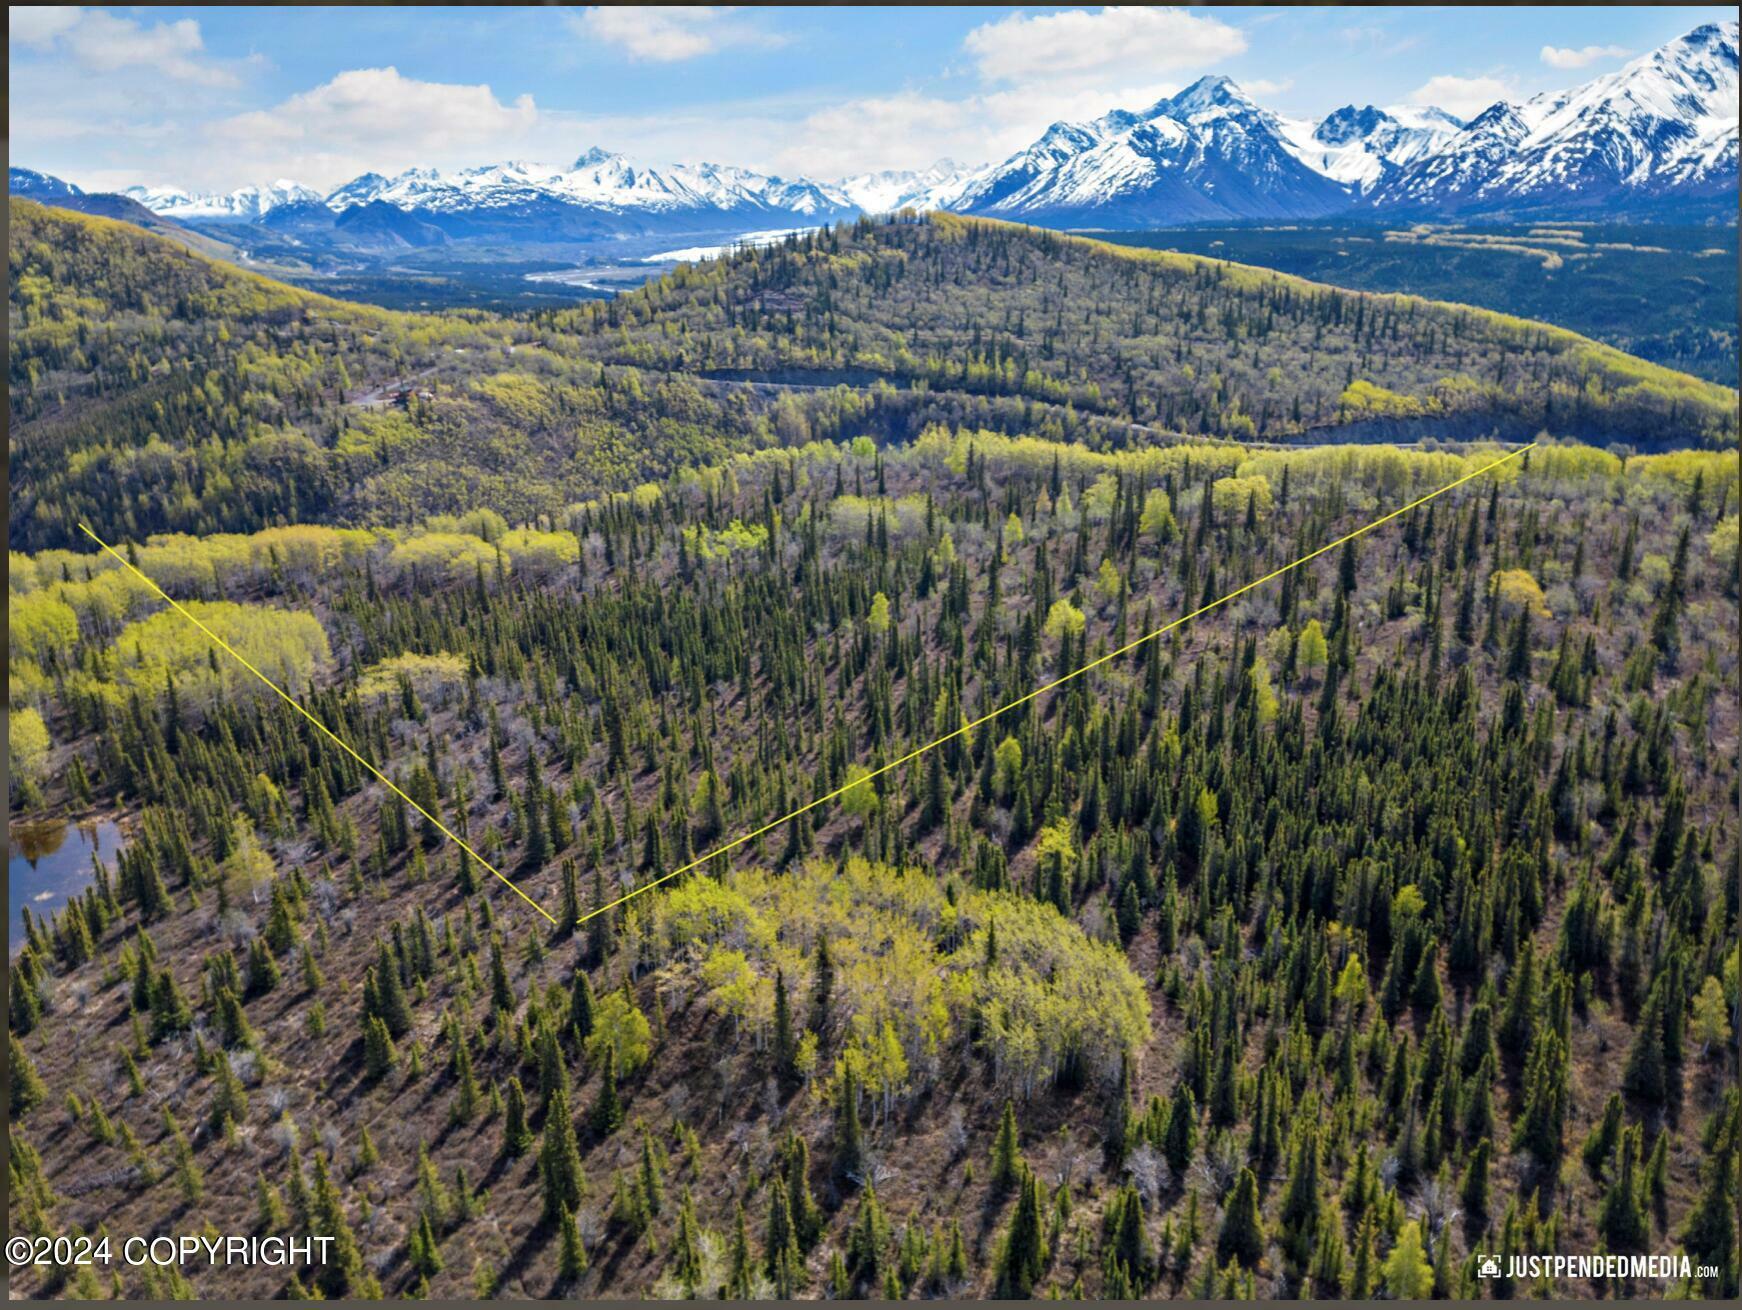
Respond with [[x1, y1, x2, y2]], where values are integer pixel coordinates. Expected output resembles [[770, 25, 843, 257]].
[[10, 200, 1735, 555], [550, 214, 1736, 448]]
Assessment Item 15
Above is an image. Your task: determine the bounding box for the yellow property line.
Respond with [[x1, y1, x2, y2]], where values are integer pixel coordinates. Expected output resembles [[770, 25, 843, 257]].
[[575, 441, 1535, 926], [81, 441, 1528, 931], [77, 523, 559, 925]]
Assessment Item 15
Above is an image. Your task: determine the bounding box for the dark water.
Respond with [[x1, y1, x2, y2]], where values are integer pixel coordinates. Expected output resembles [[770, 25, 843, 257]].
[[8, 818, 122, 953]]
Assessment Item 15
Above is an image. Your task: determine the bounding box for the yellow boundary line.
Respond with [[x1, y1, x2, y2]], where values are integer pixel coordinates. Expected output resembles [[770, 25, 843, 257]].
[[80, 441, 1528, 931], [77, 523, 558, 924], [574, 441, 1534, 925]]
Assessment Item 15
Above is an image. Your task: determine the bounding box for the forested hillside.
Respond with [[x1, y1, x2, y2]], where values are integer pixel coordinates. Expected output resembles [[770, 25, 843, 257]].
[[545, 214, 1738, 448], [10, 201, 1736, 555], [9, 431, 1739, 1299], [1097, 224, 1739, 388]]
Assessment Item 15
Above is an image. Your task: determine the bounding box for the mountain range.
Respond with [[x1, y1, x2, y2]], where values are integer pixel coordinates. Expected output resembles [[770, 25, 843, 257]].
[[10, 20, 1734, 256]]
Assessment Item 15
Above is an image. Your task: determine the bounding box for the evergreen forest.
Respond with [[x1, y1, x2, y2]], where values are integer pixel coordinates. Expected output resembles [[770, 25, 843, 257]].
[[7, 197, 1740, 1301]]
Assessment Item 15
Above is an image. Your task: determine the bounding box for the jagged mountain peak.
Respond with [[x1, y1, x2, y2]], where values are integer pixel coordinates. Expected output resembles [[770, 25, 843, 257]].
[[1314, 105, 1394, 145], [1155, 74, 1261, 119], [1371, 18, 1737, 215]]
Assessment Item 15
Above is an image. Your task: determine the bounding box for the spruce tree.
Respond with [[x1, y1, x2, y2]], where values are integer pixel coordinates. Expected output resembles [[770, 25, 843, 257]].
[[990, 1099, 1023, 1190], [362, 1014, 396, 1080], [539, 1084, 584, 1220], [1216, 1167, 1265, 1269], [1623, 987, 1667, 1102], [570, 968, 596, 1042], [1460, 1137, 1492, 1219], [670, 1188, 703, 1294], [308, 1148, 365, 1296], [1680, 1094, 1739, 1297], [408, 1210, 443, 1279], [1163, 1082, 1197, 1174], [772, 968, 797, 1087], [1277, 1121, 1322, 1263], [590, 1044, 624, 1136], [764, 1175, 800, 1284], [450, 1027, 480, 1123], [1581, 1092, 1624, 1176], [1595, 1126, 1649, 1254], [810, 934, 834, 1035], [994, 1168, 1046, 1297], [557, 1204, 588, 1282], [725, 1201, 754, 1299], [503, 1077, 533, 1157], [1107, 1183, 1150, 1288], [10, 1034, 48, 1117], [834, 1060, 864, 1183], [784, 1132, 823, 1250]]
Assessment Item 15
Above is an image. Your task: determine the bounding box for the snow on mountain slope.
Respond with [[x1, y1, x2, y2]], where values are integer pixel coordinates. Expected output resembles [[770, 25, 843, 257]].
[[1277, 105, 1465, 193], [9, 167, 84, 200], [940, 20, 1733, 224], [837, 162, 972, 213], [945, 75, 1352, 224], [322, 151, 858, 224], [1373, 19, 1738, 211], [122, 180, 323, 221], [92, 21, 1740, 242]]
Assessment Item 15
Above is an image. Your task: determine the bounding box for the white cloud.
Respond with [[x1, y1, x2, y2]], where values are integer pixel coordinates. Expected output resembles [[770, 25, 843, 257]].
[[771, 92, 985, 178], [964, 6, 1246, 91], [204, 68, 542, 189], [13, 7, 241, 87], [768, 81, 1184, 179], [1540, 43, 1630, 70], [760, 6, 1246, 179], [9, 7, 82, 48], [572, 6, 782, 63], [1406, 73, 1515, 119], [1243, 78, 1294, 97]]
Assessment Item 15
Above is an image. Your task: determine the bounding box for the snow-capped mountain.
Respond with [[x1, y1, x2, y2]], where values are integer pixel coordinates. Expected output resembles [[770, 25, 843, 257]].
[[942, 75, 1354, 225], [1371, 20, 1738, 214], [321, 151, 861, 235], [1277, 105, 1465, 193], [122, 180, 324, 222], [837, 161, 974, 213], [9, 167, 84, 200], [933, 20, 1734, 225], [26, 21, 1737, 249]]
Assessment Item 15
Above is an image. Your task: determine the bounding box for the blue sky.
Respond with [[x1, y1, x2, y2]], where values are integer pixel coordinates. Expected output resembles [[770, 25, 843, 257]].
[[10, 5, 1730, 191]]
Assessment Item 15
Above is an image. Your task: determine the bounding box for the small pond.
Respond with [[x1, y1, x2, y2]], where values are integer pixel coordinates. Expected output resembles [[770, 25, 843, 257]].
[[8, 818, 123, 954]]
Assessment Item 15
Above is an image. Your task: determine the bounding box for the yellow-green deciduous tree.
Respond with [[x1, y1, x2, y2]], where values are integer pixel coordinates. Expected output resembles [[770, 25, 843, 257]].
[[108, 602, 329, 711], [1043, 599, 1085, 640], [9, 592, 79, 662], [1491, 568, 1551, 618], [9, 707, 51, 801]]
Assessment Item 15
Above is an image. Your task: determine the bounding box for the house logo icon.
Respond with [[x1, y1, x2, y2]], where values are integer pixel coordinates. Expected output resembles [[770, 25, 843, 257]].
[[1477, 1256, 1502, 1279]]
